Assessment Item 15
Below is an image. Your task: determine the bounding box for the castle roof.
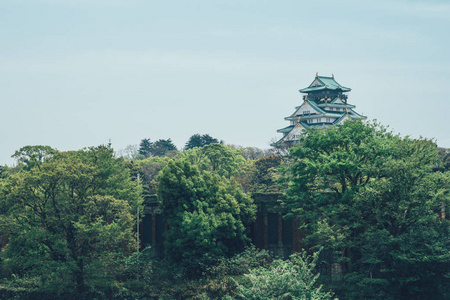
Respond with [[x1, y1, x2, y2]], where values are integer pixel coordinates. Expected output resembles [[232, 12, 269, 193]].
[[273, 74, 366, 147], [299, 75, 351, 93]]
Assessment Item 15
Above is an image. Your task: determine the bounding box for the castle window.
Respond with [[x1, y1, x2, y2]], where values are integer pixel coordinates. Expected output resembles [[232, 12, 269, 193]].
[[303, 110, 310, 115]]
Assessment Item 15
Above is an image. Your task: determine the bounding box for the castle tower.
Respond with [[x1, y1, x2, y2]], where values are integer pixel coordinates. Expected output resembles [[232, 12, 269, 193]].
[[273, 74, 366, 146]]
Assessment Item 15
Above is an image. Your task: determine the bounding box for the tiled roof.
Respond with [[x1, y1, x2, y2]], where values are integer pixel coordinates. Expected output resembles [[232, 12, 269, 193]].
[[306, 99, 326, 114], [317, 100, 355, 109], [300, 76, 351, 93], [285, 112, 344, 120], [277, 125, 294, 133], [274, 74, 366, 146], [348, 109, 367, 119], [333, 113, 348, 124]]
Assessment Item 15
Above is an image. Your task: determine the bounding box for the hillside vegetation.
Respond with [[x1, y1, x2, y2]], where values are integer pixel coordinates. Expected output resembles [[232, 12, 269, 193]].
[[0, 123, 448, 299]]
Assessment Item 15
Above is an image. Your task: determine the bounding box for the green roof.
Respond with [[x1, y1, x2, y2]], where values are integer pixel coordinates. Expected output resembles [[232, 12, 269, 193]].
[[273, 122, 313, 146], [285, 99, 357, 121], [317, 103, 355, 109], [299, 75, 351, 93], [277, 125, 294, 133], [306, 99, 324, 113], [348, 109, 367, 119], [333, 113, 349, 124]]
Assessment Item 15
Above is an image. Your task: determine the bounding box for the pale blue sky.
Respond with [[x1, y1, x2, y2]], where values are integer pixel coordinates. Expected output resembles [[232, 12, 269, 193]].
[[1, 0, 449, 165]]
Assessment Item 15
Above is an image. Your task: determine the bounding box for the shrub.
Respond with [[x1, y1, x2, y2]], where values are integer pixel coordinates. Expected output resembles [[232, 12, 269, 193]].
[[234, 251, 336, 300], [207, 246, 273, 277]]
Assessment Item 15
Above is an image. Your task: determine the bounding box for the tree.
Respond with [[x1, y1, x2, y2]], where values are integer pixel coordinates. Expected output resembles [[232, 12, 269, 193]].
[[0, 165, 7, 179], [157, 159, 256, 275], [0, 146, 142, 296], [235, 146, 271, 160], [11, 145, 57, 170], [138, 138, 153, 158], [252, 155, 282, 193], [284, 120, 450, 299], [234, 251, 336, 300], [151, 139, 177, 157], [117, 144, 143, 161], [179, 143, 248, 178], [437, 147, 450, 172], [136, 156, 172, 196], [185, 133, 219, 150], [138, 138, 177, 158], [178, 143, 257, 192]]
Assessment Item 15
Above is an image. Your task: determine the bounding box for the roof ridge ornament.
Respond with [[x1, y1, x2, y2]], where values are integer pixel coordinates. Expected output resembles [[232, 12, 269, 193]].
[[332, 73, 334, 78], [315, 72, 318, 78]]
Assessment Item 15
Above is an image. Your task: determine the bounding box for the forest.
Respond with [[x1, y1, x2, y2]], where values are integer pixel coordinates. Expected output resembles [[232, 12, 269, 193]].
[[0, 121, 449, 300]]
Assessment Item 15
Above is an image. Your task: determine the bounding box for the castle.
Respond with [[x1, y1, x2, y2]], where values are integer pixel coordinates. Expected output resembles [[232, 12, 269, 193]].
[[274, 73, 366, 146], [142, 74, 368, 257]]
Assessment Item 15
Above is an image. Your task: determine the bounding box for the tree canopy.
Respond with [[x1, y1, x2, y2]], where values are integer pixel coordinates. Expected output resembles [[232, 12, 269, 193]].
[[157, 159, 256, 275], [151, 139, 177, 157], [138, 138, 153, 158], [0, 146, 142, 296], [11, 145, 58, 170], [284, 120, 450, 299], [184, 133, 219, 150], [2, 120, 449, 299], [138, 138, 177, 158]]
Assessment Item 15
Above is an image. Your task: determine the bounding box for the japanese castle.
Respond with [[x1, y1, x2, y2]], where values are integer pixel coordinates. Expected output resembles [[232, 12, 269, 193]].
[[273, 73, 366, 146]]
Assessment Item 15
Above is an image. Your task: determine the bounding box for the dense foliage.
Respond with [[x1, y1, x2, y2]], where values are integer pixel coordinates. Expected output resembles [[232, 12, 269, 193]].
[[234, 251, 336, 300], [11, 145, 58, 171], [0, 146, 142, 298], [283, 120, 450, 299], [138, 138, 177, 158], [157, 158, 256, 275], [0, 123, 448, 299], [185, 134, 220, 150]]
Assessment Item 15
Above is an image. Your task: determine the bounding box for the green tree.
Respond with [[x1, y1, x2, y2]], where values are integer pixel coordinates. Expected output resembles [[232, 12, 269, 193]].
[[234, 251, 336, 300], [151, 138, 177, 157], [136, 155, 172, 196], [138, 138, 153, 158], [11, 145, 57, 170], [0, 165, 7, 179], [284, 120, 450, 299], [180, 144, 247, 178], [437, 147, 450, 172], [0, 146, 142, 296], [179, 143, 255, 192], [157, 159, 256, 275], [252, 155, 282, 193], [185, 134, 219, 150], [235, 146, 270, 160]]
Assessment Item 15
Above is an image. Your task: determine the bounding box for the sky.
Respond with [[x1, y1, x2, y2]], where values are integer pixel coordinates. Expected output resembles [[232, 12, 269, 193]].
[[1, 0, 449, 165]]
